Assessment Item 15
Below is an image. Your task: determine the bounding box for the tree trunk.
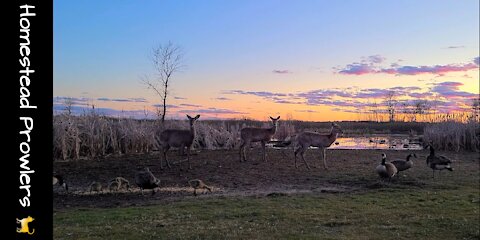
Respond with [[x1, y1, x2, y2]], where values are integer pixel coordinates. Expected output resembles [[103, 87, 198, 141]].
[[161, 95, 166, 122]]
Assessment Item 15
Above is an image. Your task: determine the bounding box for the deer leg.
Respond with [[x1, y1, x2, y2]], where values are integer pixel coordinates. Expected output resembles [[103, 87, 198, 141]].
[[300, 150, 310, 170], [294, 147, 299, 168], [160, 146, 165, 169], [322, 148, 328, 170], [261, 141, 267, 162], [239, 140, 245, 162], [243, 141, 250, 162], [163, 145, 171, 169], [187, 146, 192, 169]]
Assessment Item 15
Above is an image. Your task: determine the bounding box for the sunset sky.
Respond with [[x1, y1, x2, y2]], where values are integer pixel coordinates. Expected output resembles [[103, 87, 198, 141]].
[[54, 0, 479, 121]]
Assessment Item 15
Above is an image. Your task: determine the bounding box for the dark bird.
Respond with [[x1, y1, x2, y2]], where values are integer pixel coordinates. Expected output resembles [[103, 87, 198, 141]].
[[53, 175, 68, 192], [188, 179, 212, 196], [375, 153, 398, 180], [425, 143, 453, 178], [135, 167, 161, 195], [391, 153, 417, 174]]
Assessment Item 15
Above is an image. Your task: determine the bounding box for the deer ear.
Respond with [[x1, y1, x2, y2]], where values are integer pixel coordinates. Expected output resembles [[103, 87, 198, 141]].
[[186, 114, 192, 119], [270, 116, 274, 120], [276, 116, 280, 120], [195, 115, 200, 119]]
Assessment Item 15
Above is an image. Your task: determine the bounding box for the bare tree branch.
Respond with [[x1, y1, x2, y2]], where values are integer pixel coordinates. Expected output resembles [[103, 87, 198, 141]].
[[141, 42, 184, 122]]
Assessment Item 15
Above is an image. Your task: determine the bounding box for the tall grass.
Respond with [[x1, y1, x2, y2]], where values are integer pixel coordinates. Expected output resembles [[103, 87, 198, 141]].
[[53, 111, 479, 160], [424, 121, 480, 152]]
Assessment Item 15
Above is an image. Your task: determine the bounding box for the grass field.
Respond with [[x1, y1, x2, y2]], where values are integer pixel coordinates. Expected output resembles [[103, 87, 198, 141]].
[[53, 149, 479, 239]]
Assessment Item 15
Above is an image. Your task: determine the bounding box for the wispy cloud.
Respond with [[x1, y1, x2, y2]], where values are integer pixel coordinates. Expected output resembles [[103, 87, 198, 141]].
[[431, 81, 477, 98], [366, 55, 386, 64], [337, 57, 479, 76], [224, 90, 289, 98], [214, 97, 231, 101], [338, 63, 375, 75], [53, 104, 154, 119], [178, 107, 245, 114], [54, 96, 91, 106], [97, 97, 147, 103], [379, 63, 478, 75], [225, 81, 476, 114], [174, 96, 187, 100], [180, 103, 202, 107], [335, 55, 386, 75], [445, 45, 465, 49], [272, 69, 291, 74], [295, 109, 317, 113], [152, 104, 180, 108]]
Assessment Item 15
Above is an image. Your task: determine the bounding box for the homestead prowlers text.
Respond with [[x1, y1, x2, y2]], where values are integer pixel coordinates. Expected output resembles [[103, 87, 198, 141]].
[[18, 5, 37, 207]]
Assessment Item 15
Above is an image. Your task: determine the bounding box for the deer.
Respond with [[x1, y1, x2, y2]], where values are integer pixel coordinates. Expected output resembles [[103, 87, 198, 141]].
[[157, 114, 200, 169], [239, 116, 280, 162], [294, 123, 343, 170]]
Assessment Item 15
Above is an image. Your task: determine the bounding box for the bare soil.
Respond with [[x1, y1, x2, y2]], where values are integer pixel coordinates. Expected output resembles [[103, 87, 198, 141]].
[[53, 148, 478, 210]]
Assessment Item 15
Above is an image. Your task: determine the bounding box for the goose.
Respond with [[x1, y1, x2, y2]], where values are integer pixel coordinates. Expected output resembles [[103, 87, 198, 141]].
[[108, 181, 121, 192], [375, 153, 398, 180], [108, 177, 130, 191], [425, 143, 453, 178], [89, 182, 103, 193], [391, 153, 417, 173], [188, 179, 212, 196], [135, 167, 161, 195], [53, 175, 68, 192]]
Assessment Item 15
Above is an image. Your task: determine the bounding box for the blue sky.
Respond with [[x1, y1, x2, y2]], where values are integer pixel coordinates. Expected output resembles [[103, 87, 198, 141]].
[[54, 0, 479, 120]]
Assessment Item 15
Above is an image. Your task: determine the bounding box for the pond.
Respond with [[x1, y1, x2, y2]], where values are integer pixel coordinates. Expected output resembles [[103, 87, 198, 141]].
[[269, 134, 423, 150], [329, 135, 423, 150]]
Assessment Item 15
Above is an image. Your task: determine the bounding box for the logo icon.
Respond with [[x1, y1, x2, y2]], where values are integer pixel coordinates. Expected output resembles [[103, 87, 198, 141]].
[[16, 216, 35, 235]]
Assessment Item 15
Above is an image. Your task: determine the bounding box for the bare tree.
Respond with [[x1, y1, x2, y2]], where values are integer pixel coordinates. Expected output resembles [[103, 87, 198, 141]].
[[63, 97, 74, 115], [385, 91, 397, 122], [471, 97, 480, 122], [142, 42, 184, 122], [412, 100, 430, 122]]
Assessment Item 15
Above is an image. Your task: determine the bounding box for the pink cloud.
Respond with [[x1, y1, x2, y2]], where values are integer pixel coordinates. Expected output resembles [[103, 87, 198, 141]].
[[224, 81, 476, 114], [432, 81, 477, 99], [338, 57, 479, 76], [338, 63, 376, 75], [383, 63, 478, 75]]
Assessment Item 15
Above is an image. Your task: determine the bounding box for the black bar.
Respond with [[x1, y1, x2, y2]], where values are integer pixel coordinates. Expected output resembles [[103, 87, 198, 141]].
[[7, 1, 53, 239]]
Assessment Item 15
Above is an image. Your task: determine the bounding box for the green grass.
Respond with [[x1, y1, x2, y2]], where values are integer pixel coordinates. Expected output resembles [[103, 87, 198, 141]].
[[54, 150, 479, 239], [54, 187, 479, 239]]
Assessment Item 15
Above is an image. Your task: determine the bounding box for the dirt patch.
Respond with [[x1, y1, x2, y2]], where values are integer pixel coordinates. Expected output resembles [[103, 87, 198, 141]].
[[54, 148, 477, 209]]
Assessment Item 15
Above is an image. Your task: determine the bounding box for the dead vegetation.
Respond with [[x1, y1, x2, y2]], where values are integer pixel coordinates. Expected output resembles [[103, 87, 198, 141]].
[[53, 113, 479, 161]]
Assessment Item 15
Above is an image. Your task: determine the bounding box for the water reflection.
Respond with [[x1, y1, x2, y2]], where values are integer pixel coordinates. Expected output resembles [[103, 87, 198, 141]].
[[330, 135, 423, 150], [269, 135, 423, 150]]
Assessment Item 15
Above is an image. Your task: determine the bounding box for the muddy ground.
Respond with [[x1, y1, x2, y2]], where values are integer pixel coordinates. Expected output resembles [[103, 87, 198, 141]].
[[53, 147, 479, 210]]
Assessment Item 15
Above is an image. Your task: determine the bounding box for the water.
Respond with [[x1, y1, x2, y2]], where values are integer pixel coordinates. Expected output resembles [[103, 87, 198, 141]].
[[269, 134, 423, 150], [330, 135, 423, 150]]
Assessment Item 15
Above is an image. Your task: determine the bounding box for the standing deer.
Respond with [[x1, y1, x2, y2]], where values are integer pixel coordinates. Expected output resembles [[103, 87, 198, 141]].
[[239, 116, 280, 162], [294, 123, 343, 170], [158, 114, 200, 169]]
